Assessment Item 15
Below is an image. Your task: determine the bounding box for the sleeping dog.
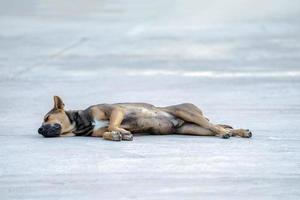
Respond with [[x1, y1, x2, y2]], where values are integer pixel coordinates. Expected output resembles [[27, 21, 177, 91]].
[[38, 96, 252, 141]]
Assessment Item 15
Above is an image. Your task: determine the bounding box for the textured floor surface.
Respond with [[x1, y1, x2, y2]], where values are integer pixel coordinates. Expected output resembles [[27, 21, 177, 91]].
[[0, 0, 300, 199]]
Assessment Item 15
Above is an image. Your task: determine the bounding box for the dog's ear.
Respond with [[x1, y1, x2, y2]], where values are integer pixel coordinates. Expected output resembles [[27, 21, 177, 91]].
[[53, 96, 65, 110]]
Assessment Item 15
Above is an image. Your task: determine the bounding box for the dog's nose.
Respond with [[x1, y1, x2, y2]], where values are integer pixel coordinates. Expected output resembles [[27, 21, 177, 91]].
[[38, 124, 50, 134], [38, 127, 44, 134]]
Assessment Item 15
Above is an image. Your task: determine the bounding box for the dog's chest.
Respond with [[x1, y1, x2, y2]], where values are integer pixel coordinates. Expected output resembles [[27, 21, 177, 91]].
[[92, 119, 109, 130]]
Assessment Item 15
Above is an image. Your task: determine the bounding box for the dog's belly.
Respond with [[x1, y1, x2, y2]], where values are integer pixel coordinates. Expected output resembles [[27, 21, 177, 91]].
[[120, 108, 184, 134]]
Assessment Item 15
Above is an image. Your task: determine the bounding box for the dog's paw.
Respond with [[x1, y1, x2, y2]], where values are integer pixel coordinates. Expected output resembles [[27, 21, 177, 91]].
[[122, 132, 133, 141], [221, 133, 231, 139], [103, 131, 122, 141], [243, 129, 252, 138], [111, 131, 123, 141], [230, 129, 252, 138]]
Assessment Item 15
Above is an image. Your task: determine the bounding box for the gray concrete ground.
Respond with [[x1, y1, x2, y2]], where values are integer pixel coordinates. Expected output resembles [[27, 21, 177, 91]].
[[1, 0, 300, 199]]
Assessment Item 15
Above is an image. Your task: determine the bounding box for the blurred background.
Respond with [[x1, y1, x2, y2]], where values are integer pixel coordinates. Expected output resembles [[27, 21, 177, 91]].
[[1, 0, 300, 134], [1, 0, 300, 199], [1, 0, 300, 122]]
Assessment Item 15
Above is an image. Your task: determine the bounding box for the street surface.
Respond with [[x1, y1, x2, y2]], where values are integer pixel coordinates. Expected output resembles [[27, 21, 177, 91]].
[[0, 0, 300, 199]]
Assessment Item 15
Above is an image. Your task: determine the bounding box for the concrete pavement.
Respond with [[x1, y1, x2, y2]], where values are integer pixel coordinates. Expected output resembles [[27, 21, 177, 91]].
[[0, 0, 300, 199]]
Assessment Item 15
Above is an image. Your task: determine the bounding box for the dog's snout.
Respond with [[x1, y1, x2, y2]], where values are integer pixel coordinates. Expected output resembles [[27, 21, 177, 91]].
[[38, 124, 50, 134], [38, 127, 44, 134], [38, 124, 61, 137]]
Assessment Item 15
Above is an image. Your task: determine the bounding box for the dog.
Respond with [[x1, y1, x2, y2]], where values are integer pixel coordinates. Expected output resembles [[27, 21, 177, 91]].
[[38, 96, 252, 141]]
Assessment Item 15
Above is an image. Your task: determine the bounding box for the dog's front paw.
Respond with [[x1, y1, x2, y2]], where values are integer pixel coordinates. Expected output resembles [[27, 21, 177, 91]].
[[103, 131, 133, 141], [111, 131, 123, 141], [122, 132, 133, 141], [103, 131, 122, 141]]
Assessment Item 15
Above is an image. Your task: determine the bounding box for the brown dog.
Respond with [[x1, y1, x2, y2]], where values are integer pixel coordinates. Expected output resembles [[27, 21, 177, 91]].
[[38, 96, 252, 141]]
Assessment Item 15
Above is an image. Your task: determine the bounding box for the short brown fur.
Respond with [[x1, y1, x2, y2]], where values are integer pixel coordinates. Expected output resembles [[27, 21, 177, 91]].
[[39, 96, 252, 141]]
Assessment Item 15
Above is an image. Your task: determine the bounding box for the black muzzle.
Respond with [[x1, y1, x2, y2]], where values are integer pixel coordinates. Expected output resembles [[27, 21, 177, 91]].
[[38, 123, 61, 138]]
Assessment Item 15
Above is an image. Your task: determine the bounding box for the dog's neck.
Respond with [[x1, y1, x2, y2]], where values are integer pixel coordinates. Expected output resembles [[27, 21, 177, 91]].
[[65, 109, 94, 136]]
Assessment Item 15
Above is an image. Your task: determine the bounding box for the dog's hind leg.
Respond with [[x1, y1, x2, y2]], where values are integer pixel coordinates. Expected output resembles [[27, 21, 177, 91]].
[[216, 124, 252, 138], [176, 123, 252, 138], [176, 123, 215, 136], [162, 103, 231, 138], [162, 103, 204, 116]]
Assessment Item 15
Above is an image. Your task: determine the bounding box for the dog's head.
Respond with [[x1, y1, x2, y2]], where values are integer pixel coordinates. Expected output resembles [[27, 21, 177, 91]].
[[38, 96, 74, 137]]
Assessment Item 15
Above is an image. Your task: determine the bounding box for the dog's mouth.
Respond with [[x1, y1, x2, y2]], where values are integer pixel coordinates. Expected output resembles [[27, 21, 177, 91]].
[[38, 123, 61, 138]]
